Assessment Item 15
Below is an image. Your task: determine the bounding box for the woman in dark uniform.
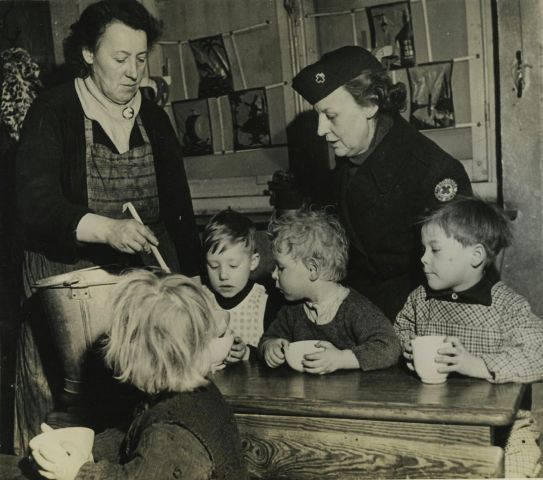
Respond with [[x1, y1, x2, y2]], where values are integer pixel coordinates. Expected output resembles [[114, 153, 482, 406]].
[[14, 0, 202, 454], [292, 46, 472, 321]]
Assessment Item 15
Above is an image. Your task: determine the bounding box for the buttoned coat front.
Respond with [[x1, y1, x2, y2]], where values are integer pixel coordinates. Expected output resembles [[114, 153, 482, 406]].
[[334, 114, 472, 320]]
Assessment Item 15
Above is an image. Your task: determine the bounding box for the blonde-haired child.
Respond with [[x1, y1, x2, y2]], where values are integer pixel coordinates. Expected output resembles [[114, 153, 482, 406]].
[[31, 270, 247, 480], [395, 196, 543, 477], [259, 209, 400, 374]]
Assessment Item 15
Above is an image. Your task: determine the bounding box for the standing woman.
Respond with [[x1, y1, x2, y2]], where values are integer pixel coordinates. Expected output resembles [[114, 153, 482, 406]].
[[292, 46, 472, 321], [15, 0, 202, 454]]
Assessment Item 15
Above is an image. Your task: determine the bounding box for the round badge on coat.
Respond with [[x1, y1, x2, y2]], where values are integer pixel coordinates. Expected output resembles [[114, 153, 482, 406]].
[[434, 178, 458, 202]]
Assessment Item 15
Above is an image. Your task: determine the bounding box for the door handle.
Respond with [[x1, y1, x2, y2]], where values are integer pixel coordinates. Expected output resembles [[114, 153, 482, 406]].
[[513, 50, 532, 98]]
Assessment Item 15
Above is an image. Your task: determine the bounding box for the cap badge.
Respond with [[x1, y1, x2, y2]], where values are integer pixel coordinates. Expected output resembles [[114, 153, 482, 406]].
[[434, 178, 458, 202], [315, 72, 326, 84]]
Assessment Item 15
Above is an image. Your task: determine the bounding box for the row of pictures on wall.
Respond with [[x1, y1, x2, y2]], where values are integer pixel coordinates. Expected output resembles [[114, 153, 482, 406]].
[[184, 0, 418, 101], [171, 59, 454, 157], [172, 87, 274, 156]]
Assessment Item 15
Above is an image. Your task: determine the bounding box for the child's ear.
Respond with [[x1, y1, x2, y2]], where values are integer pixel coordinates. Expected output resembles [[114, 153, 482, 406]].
[[470, 243, 486, 269], [250, 252, 260, 272], [306, 258, 319, 281]]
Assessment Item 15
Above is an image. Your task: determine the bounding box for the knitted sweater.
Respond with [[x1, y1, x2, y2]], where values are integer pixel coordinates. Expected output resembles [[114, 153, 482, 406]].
[[259, 288, 401, 370], [76, 382, 247, 480], [395, 281, 543, 384]]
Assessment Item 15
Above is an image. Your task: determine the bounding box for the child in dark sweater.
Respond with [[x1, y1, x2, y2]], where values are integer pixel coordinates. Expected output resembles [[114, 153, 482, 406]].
[[30, 270, 246, 480], [259, 209, 400, 374]]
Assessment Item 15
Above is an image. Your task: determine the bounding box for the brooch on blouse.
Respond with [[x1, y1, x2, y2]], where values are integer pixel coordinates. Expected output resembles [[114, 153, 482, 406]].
[[122, 106, 135, 120]]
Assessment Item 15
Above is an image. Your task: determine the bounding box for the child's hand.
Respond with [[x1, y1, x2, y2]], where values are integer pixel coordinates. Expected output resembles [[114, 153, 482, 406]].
[[402, 334, 416, 371], [225, 336, 247, 364], [31, 424, 90, 480], [263, 338, 289, 368], [435, 336, 492, 380], [302, 341, 356, 374]]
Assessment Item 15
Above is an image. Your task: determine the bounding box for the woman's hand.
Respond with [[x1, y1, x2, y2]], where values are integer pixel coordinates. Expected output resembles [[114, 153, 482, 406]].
[[76, 213, 158, 254], [103, 218, 158, 254], [262, 338, 289, 368]]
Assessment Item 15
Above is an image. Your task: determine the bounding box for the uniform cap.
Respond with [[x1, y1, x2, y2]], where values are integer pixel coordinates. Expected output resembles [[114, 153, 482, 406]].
[[292, 46, 384, 105]]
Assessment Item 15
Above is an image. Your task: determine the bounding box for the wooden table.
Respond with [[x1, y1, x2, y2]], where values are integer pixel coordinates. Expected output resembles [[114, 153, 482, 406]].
[[214, 360, 526, 479]]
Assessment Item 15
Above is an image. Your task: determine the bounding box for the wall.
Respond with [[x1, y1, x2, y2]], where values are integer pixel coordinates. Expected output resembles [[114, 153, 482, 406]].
[[497, 0, 543, 317], [152, 0, 291, 181]]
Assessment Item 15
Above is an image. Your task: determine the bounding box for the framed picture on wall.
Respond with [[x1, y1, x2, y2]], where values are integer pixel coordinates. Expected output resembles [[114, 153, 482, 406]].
[[407, 61, 455, 130], [229, 87, 271, 151], [367, 1, 415, 70], [189, 34, 233, 99], [171, 98, 213, 156]]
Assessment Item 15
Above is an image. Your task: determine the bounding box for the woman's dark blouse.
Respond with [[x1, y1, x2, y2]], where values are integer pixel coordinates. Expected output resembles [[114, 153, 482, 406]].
[[16, 82, 202, 276]]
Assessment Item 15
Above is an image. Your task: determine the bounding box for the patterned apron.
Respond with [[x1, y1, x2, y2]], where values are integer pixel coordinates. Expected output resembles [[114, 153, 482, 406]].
[[14, 115, 178, 454]]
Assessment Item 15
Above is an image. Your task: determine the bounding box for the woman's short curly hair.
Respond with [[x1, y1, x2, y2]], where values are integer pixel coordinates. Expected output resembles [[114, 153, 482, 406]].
[[63, 0, 162, 78], [344, 70, 407, 114], [268, 208, 349, 282]]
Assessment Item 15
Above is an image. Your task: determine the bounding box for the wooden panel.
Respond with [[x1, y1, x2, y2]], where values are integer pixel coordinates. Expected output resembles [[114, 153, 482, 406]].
[[189, 176, 271, 198], [191, 195, 271, 216], [181, 145, 289, 179], [237, 413, 491, 446], [236, 414, 503, 479]]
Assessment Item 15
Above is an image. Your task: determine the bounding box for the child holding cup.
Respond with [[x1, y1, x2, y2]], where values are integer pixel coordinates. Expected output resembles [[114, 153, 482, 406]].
[[394, 196, 543, 477], [202, 209, 283, 364], [30, 270, 246, 480], [259, 209, 400, 374]]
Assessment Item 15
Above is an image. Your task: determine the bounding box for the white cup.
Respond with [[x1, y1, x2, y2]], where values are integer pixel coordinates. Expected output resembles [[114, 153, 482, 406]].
[[284, 340, 324, 372], [29, 427, 94, 459], [209, 309, 234, 367], [412, 335, 450, 384]]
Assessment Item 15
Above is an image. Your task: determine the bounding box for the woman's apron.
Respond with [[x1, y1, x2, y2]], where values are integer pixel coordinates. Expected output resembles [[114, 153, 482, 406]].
[[14, 115, 179, 454]]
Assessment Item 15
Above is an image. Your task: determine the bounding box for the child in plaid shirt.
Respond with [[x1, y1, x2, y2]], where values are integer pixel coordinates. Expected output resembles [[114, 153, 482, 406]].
[[395, 196, 543, 478]]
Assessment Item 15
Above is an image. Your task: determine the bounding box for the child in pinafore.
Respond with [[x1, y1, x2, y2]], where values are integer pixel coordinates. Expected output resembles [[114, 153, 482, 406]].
[[203, 209, 282, 364], [30, 270, 246, 480], [394, 197, 543, 478], [259, 209, 400, 374]]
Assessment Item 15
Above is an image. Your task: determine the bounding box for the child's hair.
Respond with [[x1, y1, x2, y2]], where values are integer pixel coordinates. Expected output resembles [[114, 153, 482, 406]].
[[422, 196, 513, 265], [103, 270, 217, 395], [203, 209, 256, 255], [268, 208, 349, 282]]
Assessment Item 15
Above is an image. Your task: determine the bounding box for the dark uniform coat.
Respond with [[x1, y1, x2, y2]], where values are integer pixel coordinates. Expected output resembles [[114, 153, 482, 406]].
[[335, 114, 472, 320]]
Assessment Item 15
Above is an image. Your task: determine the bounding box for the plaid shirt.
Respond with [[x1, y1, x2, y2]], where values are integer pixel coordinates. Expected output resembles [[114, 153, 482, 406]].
[[395, 278, 543, 384]]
